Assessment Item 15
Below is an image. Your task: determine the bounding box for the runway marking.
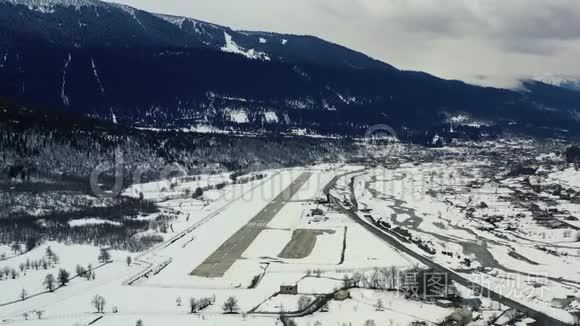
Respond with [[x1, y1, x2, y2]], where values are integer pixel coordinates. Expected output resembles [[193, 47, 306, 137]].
[[191, 172, 312, 278]]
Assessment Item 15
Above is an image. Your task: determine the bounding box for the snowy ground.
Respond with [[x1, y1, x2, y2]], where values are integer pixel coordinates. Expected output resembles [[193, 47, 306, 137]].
[[1, 164, 424, 326], [295, 289, 454, 326], [7, 141, 571, 326], [350, 157, 580, 324]]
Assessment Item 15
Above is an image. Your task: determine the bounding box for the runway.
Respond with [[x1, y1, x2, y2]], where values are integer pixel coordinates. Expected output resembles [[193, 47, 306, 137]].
[[191, 172, 312, 277]]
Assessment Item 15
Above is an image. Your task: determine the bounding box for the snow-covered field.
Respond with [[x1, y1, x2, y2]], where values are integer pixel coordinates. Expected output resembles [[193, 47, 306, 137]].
[[296, 289, 454, 326], [5, 144, 577, 326], [349, 158, 580, 324], [0, 164, 425, 326]]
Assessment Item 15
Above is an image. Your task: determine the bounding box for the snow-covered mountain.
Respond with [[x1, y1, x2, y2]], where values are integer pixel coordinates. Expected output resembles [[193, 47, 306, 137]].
[[0, 0, 392, 70], [1, 0, 580, 138]]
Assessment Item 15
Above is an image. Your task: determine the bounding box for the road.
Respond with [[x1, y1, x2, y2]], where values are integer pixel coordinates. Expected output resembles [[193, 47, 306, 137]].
[[191, 172, 312, 277], [324, 170, 574, 326]]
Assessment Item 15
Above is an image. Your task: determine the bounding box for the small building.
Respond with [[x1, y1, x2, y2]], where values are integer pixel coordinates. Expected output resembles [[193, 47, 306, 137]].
[[310, 208, 324, 216], [280, 284, 298, 295], [334, 290, 350, 301], [436, 299, 454, 308]]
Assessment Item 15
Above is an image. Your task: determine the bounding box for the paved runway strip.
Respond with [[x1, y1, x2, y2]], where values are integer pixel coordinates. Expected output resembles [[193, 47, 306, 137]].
[[191, 172, 312, 277]]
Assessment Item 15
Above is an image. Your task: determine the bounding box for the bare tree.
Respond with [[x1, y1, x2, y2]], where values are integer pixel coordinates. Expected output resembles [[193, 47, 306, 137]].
[[19, 288, 27, 301], [222, 296, 239, 314], [35, 310, 44, 320], [43, 274, 56, 292], [126, 256, 132, 266], [92, 295, 106, 313], [136, 319, 143, 326]]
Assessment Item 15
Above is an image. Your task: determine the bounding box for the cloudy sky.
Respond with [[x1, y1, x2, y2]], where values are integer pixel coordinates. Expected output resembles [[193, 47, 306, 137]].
[[109, 0, 580, 87]]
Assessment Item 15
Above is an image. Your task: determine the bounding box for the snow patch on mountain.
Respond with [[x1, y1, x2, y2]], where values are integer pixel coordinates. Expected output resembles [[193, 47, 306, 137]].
[[286, 98, 314, 110], [447, 114, 489, 128], [110, 108, 117, 124], [449, 114, 470, 124], [336, 93, 357, 104], [263, 111, 278, 123], [111, 3, 145, 29], [155, 14, 185, 26], [207, 92, 250, 103], [221, 32, 270, 61], [2, 0, 103, 11], [535, 74, 578, 86], [156, 14, 223, 35], [91, 58, 104, 94], [259, 37, 267, 44], [322, 99, 336, 111], [226, 109, 249, 123], [61, 53, 71, 106], [282, 39, 288, 45], [0, 53, 6, 69], [533, 74, 580, 91]]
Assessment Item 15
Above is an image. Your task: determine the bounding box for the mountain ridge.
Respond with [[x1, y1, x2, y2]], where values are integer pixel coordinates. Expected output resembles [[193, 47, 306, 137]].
[[1, 0, 580, 138], [0, 0, 393, 71], [532, 74, 580, 92]]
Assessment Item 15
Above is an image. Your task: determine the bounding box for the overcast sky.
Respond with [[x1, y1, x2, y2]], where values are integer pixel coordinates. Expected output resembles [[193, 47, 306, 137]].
[[108, 0, 580, 88]]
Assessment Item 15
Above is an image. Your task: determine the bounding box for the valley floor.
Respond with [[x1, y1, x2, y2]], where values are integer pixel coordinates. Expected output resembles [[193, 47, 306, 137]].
[[1, 140, 579, 326]]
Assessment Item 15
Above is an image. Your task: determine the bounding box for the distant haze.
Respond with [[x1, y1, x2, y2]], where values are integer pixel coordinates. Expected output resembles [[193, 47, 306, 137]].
[[105, 0, 580, 88]]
